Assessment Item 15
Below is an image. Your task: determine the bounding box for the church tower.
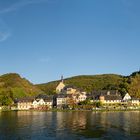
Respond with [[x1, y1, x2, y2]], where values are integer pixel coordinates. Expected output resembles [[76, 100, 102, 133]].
[[56, 76, 65, 93]]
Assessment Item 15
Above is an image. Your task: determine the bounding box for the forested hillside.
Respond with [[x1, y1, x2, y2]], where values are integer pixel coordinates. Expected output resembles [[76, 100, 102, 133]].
[[0, 73, 43, 103], [128, 71, 140, 98], [36, 74, 123, 94], [36, 71, 140, 98]]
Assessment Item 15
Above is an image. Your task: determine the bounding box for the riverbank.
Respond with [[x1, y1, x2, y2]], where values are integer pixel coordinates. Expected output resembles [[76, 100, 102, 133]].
[[1, 108, 140, 112]]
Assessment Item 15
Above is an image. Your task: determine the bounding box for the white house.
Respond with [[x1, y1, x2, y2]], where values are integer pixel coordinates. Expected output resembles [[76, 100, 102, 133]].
[[56, 94, 67, 108], [131, 98, 139, 105], [32, 100, 38, 108], [34, 94, 53, 109], [77, 92, 87, 103], [38, 99, 46, 105], [16, 97, 34, 110], [32, 99, 45, 109], [123, 93, 131, 101], [45, 100, 53, 108]]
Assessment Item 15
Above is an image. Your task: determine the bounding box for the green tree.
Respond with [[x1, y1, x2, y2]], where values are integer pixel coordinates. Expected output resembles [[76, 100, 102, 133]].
[[128, 74, 140, 98], [96, 101, 103, 108], [0, 96, 13, 106], [119, 77, 130, 96]]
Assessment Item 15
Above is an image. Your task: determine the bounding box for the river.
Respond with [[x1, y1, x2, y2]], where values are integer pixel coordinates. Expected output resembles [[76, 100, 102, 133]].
[[0, 111, 140, 140]]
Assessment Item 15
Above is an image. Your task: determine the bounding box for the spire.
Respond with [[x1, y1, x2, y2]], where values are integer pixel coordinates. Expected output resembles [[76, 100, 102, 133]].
[[61, 75, 64, 83]]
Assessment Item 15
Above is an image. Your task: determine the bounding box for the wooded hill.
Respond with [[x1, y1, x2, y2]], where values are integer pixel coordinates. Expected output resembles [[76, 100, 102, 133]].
[[36, 74, 123, 95], [0, 73, 43, 100], [0, 71, 140, 105], [36, 71, 140, 98]]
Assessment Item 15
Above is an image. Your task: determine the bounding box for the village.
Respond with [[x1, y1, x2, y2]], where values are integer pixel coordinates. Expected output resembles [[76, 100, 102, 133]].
[[0, 78, 140, 111]]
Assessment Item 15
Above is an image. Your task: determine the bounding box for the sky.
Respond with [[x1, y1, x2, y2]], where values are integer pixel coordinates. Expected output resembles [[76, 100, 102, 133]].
[[0, 0, 140, 84]]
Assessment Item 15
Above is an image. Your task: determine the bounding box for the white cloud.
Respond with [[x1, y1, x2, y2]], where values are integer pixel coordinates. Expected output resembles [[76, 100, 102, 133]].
[[0, 20, 11, 42], [0, 0, 50, 42], [0, 0, 48, 14], [0, 31, 10, 42]]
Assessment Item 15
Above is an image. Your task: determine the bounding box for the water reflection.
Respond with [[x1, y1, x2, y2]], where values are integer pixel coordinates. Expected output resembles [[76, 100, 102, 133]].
[[0, 111, 140, 140]]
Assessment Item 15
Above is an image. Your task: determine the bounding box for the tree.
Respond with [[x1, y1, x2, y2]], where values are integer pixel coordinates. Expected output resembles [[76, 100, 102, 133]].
[[67, 97, 77, 109], [128, 74, 140, 98], [119, 77, 130, 96], [0, 96, 13, 106], [79, 99, 91, 105], [95, 101, 103, 108]]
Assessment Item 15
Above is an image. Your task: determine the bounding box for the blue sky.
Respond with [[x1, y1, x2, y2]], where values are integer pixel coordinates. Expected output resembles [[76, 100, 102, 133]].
[[0, 0, 140, 84]]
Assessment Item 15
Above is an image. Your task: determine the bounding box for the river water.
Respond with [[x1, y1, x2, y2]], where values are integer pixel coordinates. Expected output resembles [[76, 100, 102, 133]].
[[0, 111, 140, 140]]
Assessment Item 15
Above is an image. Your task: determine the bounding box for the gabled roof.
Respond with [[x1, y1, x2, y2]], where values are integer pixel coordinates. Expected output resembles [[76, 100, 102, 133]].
[[123, 93, 131, 100]]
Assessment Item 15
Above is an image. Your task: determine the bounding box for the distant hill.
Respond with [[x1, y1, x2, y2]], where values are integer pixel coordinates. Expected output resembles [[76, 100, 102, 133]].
[[0, 73, 43, 99], [36, 71, 140, 98], [36, 74, 124, 95], [1, 71, 140, 101]]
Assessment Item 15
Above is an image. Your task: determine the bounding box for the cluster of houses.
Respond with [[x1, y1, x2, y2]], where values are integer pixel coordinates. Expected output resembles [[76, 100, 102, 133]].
[[12, 78, 140, 110], [14, 94, 53, 110]]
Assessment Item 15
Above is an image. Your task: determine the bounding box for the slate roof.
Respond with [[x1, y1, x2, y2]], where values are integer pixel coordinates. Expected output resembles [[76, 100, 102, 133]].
[[36, 94, 53, 102], [104, 95, 122, 100], [87, 90, 122, 100], [56, 94, 67, 98], [63, 85, 84, 92], [86, 94, 97, 100], [131, 97, 140, 100], [90, 90, 121, 96], [64, 85, 76, 89], [15, 97, 35, 103]]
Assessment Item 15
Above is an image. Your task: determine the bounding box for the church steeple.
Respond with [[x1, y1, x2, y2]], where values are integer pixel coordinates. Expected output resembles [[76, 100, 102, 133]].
[[61, 75, 64, 83]]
